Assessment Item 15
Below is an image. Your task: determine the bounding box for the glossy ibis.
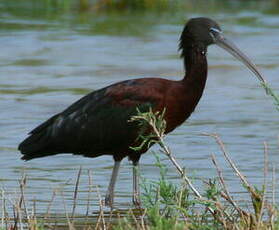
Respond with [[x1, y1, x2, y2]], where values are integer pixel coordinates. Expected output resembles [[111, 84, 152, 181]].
[[18, 17, 265, 207]]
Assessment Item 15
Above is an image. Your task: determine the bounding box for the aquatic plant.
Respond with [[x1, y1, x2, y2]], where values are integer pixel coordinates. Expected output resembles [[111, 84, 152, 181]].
[[261, 82, 279, 111]]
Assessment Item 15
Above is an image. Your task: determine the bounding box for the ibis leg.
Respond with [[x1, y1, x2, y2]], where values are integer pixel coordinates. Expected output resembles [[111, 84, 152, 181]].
[[105, 161, 121, 207], [132, 161, 141, 206]]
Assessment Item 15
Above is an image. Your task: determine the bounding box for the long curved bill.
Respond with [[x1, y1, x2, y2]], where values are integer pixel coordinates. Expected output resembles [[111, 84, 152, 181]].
[[210, 29, 266, 84]]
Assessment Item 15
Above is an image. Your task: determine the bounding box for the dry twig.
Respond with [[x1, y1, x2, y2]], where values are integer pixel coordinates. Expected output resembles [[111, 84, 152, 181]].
[[71, 166, 82, 219]]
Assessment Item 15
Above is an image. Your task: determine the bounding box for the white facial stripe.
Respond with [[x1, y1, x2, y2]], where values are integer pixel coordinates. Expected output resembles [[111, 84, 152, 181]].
[[210, 27, 222, 33]]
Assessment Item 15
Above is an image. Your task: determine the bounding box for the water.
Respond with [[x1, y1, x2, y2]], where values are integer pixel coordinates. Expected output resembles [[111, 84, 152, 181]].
[[0, 1, 278, 215]]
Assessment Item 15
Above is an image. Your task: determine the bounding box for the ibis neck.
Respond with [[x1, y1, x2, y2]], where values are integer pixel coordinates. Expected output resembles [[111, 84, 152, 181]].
[[182, 45, 208, 91]]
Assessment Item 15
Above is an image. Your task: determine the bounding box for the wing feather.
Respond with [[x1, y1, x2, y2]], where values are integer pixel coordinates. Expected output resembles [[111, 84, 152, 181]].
[[19, 79, 164, 160]]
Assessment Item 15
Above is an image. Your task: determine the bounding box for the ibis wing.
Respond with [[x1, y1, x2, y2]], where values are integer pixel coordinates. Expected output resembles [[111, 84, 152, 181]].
[[19, 80, 161, 160]]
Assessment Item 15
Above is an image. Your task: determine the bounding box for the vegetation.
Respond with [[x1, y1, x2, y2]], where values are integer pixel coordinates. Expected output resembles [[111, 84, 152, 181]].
[[2, 0, 279, 13], [1, 107, 278, 229], [126, 108, 279, 230], [262, 82, 279, 111]]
